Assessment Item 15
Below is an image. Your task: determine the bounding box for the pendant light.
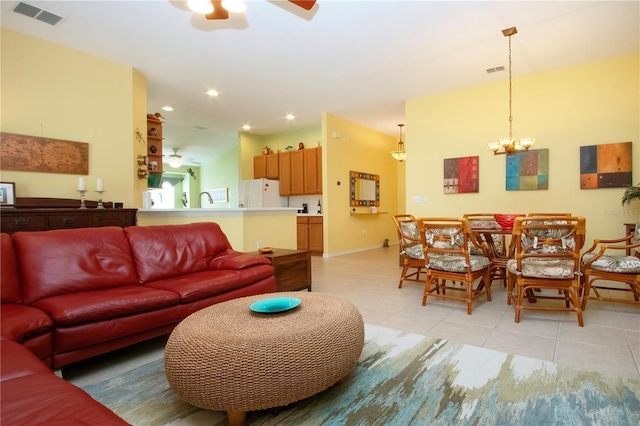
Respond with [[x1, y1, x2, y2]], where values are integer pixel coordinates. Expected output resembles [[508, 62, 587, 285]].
[[390, 124, 406, 162]]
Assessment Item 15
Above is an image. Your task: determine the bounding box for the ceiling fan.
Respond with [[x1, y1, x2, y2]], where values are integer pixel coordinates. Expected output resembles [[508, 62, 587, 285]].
[[165, 148, 203, 168], [187, 0, 317, 20], [166, 148, 183, 168]]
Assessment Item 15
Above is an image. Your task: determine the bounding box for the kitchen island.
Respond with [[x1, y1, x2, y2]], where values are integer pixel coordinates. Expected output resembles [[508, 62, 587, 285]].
[[137, 208, 298, 252]]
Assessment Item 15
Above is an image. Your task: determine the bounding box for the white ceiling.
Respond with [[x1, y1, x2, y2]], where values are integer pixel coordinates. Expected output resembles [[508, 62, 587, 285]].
[[2, 1, 638, 166]]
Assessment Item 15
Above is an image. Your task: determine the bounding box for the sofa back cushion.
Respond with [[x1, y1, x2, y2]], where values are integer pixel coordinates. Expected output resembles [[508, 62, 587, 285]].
[[124, 222, 232, 283], [13, 227, 139, 305], [1, 233, 22, 304]]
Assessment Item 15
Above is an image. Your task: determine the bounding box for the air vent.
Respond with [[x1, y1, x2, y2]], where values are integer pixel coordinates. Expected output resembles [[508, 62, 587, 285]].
[[12, 1, 65, 26], [486, 66, 505, 74], [192, 125, 208, 130]]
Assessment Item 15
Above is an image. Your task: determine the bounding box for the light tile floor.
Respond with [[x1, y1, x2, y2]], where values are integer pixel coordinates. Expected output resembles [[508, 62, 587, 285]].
[[65, 246, 640, 387]]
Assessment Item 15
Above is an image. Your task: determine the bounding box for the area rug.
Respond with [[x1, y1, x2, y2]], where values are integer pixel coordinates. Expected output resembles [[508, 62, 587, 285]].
[[81, 324, 640, 425]]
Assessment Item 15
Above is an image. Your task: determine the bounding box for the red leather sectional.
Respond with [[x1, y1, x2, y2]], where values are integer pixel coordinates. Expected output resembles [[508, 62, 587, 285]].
[[1, 222, 276, 425]]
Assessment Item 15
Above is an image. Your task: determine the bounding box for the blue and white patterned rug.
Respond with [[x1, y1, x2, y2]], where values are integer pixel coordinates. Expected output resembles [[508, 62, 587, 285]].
[[82, 324, 640, 425]]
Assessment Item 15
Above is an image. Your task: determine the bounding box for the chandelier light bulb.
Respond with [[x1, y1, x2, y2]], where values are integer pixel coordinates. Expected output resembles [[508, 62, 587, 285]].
[[221, 0, 246, 13], [187, 0, 214, 14]]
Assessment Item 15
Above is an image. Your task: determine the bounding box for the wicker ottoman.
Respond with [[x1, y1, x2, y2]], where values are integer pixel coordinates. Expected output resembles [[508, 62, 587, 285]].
[[164, 292, 364, 425]]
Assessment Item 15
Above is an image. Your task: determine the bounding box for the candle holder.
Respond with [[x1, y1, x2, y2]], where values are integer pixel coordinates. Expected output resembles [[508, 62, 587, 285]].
[[77, 190, 88, 209], [96, 190, 106, 209]]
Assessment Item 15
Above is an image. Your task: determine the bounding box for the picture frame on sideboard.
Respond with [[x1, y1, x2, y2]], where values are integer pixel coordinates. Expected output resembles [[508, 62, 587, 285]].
[[0, 182, 16, 208]]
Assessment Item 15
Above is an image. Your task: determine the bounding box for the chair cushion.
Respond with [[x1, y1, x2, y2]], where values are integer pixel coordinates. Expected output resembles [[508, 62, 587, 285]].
[[425, 228, 464, 250], [582, 253, 640, 273], [427, 254, 490, 273], [404, 244, 424, 260], [507, 258, 577, 279], [400, 221, 419, 239]]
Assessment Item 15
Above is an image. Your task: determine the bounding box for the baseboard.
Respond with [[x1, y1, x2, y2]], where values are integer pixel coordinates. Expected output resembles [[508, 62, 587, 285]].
[[323, 241, 398, 258]]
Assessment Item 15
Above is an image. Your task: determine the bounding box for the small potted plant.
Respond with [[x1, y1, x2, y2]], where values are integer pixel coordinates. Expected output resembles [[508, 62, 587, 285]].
[[621, 183, 640, 206]]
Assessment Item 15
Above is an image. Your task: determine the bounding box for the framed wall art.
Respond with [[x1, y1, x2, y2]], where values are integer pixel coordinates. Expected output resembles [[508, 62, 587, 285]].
[[579, 141, 632, 189], [443, 156, 479, 194], [506, 149, 549, 191], [0, 182, 16, 208], [0, 132, 89, 175], [210, 188, 228, 203]]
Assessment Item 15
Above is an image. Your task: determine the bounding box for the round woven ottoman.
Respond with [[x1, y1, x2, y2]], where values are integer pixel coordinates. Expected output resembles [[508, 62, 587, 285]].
[[164, 292, 364, 425]]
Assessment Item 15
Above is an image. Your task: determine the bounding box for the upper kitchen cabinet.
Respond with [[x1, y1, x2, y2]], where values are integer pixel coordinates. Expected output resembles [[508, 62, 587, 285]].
[[303, 147, 322, 194], [253, 153, 279, 179], [279, 150, 305, 196]]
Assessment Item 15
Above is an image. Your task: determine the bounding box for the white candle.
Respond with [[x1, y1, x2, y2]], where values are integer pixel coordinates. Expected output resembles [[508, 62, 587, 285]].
[[96, 178, 104, 192], [78, 177, 86, 191]]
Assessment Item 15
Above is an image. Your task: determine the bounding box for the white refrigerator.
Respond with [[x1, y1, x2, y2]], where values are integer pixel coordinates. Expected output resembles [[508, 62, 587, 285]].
[[238, 179, 288, 208]]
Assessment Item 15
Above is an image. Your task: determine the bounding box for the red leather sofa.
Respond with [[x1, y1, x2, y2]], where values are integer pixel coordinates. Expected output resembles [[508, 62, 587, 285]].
[[1, 222, 276, 425]]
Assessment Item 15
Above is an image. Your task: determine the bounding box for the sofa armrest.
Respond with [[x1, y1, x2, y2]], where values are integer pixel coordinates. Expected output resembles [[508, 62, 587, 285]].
[[210, 249, 272, 270]]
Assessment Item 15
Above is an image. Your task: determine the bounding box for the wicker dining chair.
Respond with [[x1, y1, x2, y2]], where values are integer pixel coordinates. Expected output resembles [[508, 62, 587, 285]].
[[418, 217, 492, 315], [507, 216, 586, 326], [464, 213, 508, 287], [581, 224, 640, 309], [392, 214, 425, 288]]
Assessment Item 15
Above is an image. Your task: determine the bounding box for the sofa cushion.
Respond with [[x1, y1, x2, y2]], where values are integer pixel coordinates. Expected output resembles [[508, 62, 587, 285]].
[[13, 227, 139, 305], [1, 233, 22, 304], [209, 249, 274, 269], [0, 340, 51, 381], [125, 222, 236, 283], [31, 286, 180, 326], [1, 374, 129, 425], [145, 264, 275, 303], [0, 304, 53, 342]]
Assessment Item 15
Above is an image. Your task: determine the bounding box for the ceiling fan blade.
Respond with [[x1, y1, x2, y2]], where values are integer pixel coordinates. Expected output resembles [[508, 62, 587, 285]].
[[288, 0, 316, 11], [205, 0, 229, 20]]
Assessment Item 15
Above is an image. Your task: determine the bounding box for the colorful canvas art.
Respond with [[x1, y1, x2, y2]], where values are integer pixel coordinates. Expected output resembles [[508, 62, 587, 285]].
[[579, 141, 632, 189], [505, 149, 549, 191], [443, 156, 479, 194]]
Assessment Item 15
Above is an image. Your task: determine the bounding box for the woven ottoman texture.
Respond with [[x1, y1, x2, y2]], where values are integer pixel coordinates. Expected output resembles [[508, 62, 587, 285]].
[[164, 292, 364, 423]]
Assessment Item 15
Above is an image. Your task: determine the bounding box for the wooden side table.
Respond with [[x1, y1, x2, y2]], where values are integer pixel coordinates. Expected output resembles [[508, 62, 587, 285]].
[[253, 248, 312, 292]]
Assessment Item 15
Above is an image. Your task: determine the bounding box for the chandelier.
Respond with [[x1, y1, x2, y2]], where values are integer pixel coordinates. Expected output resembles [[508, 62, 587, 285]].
[[390, 124, 406, 162], [488, 27, 535, 155]]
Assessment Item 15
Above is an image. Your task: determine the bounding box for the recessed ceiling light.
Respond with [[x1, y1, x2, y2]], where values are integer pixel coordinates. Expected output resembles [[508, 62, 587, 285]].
[[162, 106, 174, 111], [286, 114, 295, 120], [206, 89, 219, 97], [242, 124, 251, 130]]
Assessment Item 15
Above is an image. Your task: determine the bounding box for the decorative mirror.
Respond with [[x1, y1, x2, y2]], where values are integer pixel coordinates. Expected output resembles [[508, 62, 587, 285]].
[[350, 171, 380, 206]]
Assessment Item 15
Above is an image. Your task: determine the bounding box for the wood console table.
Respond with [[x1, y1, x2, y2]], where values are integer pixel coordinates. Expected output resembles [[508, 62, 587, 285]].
[[252, 248, 312, 292], [0, 197, 137, 235]]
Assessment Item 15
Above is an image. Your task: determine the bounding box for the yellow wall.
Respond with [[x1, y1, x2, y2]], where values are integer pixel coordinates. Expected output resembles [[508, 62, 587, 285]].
[[323, 113, 399, 255], [0, 28, 144, 207], [405, 54, 640, 242]]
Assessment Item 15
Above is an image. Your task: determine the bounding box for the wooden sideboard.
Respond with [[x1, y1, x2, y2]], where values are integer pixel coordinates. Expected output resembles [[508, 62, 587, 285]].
[[0, 197, 137, 235]]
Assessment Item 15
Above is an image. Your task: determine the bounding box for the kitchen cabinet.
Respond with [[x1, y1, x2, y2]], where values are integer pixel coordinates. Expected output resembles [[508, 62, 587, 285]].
[[253, 154, 279, 179], [279, 150, 304, 196], [279, 148, 321, 196], [297, 216, 323, 255], [303, 147, 322, 194]]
